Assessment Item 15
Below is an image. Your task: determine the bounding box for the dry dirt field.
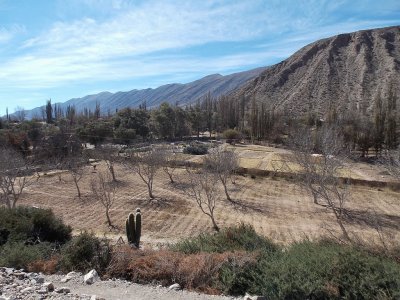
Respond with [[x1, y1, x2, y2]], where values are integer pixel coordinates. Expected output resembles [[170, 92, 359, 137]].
[[19, 144, 400, 248]]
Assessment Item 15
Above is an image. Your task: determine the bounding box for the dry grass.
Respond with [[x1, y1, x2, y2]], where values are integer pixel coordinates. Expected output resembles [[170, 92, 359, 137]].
[[18, 144, 400, 248], [106, 245, 255, 293], [28, 256, 60, 274]]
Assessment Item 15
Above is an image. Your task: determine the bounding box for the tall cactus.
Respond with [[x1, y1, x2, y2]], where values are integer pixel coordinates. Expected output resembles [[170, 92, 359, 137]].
[[134, 208, 141, 247], [125, 208, 141, 248], [126, 212, 135, 244]]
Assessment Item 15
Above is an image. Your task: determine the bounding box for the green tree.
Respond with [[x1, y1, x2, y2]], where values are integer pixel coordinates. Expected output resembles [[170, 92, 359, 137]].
[[114, 108, 149, 139], [45, 99, 53, 124], [76, 121, 113, 147], [152, 102, 175, 139]]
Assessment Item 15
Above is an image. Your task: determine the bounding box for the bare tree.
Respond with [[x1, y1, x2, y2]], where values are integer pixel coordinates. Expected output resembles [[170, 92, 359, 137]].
[[65, 156, 85, 198], [160, 145, 179, 184], [179, 168, 220, 231], [289, 125, 352, 242], [93, 145, 119, 182], [0, 147, 31, 209], [14, 106, 26, 122], [124, 148, 163, 199], [203, 146, 238, 201], [90, 171, 116, 228]]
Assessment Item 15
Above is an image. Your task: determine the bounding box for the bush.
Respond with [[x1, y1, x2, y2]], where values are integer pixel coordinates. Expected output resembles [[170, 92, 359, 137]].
[[223, 129, 241, 144], [183, 144, 208, 155], [60, 232, 111, 273], [172, 223, 278, 254], [107, 246, 254, 294], [0, 242, 54, 269], [0, 206, 72, 245], [218, 240, 400, 299]]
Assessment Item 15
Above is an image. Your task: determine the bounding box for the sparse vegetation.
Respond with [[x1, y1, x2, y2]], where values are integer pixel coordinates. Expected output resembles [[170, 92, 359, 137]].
[[107, 225, 400, 298], [0, 206, 71, 269], [0, 84, 399, 298], [183, 143, 208, 155], [60, 231, 111, 273]]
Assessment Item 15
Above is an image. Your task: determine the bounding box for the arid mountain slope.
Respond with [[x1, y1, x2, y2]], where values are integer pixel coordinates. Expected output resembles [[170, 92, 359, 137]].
[[22, 67, 265, 119], [235, 26, 400, 116]]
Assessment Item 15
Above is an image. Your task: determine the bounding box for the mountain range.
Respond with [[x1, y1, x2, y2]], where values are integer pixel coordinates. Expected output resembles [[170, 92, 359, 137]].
[[22, 67, 266, 119], [17, 25, 400, 119], [234, 25, 400, 116]]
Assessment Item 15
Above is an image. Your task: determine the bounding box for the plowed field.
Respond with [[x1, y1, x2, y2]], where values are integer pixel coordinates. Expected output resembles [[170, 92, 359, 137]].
[[19, 144, 400, 248]]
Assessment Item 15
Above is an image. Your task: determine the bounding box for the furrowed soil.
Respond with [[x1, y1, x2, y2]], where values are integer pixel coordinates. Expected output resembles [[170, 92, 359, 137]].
[[19, 144, 400, 248]]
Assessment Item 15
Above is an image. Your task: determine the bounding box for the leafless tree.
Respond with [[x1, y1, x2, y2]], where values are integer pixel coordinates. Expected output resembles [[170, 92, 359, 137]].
[[124, 148, 163, 199], [0, 147, 31, 209], [289, 125, 352, 242], [14, 106, 26, 122], [65, 156, 85, 198], [203, 146, 238, 201], [93, 145, 119, 182], [90, 171, 116, 228], [179, 168, 220, 231], [160, 145, 179, 184]]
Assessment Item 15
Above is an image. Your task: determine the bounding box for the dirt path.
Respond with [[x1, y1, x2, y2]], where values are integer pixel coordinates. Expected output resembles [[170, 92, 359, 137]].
[[45, 274, 239, 300]]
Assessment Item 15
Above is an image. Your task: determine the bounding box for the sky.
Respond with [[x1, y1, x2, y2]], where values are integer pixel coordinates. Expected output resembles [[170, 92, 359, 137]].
[[0, 0, 399, 115]]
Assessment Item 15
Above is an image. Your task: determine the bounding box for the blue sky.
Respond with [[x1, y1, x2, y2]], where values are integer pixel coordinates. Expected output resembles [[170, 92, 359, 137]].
[[0, 0, 399, 115]]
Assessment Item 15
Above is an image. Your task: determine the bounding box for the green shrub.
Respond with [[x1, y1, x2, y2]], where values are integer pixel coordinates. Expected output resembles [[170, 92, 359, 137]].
[[183, 144, 208, 155], [218, 240, 400, 299], [172, 223, 278, 254], [0, 242, 53, 269], [0, 206, 72, 245], [60, 232, 111, 273], [223, 129, 241, 143]]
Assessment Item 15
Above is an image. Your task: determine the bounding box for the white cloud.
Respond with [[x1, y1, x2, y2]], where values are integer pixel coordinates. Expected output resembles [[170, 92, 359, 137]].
[[2, 1, 272, 89], [0, 24, 25, 44], [0, 0, 399, 102]]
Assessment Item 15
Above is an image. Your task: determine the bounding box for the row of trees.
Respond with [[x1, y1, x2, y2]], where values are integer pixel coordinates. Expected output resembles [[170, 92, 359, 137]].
[[3, 85, 399, 157]]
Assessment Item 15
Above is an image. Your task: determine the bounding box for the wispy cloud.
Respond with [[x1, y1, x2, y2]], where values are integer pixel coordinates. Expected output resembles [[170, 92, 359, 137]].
[[0, 0, 399, 112], [0, 24, 24, 44]]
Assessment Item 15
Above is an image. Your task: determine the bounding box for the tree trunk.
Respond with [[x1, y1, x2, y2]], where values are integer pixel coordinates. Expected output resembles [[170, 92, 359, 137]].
[[167, 172, 174, 184], [74, 178, 81, 198], [332, 207, 351, 242], [106, 208, 112, 227], [211, 216, 219, 232], [312, 191, 318, 204], [222, 182, 231, 201], [147, 183, 154, 199], [109, 165, 116, 182]]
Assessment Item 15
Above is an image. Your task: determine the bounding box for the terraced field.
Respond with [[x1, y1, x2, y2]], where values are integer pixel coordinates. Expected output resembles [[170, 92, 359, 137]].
[[19, 144, 400, 248]]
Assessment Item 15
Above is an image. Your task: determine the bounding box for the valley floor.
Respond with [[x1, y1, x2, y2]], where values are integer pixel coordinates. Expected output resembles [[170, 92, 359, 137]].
[[19, 144, 400, 248]]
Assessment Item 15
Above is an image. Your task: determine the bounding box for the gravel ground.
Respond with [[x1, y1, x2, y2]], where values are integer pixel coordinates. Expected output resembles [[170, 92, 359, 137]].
[[0, 268, 240, 300]]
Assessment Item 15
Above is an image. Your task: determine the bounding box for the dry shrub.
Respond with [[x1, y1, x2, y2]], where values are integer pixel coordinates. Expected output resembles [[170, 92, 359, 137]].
[[106, 245, 256, 293], [28, 256, 60, 274], [106, 245, 144, 279], [176, 251, 256, 293], [127, 250, 182, 285]]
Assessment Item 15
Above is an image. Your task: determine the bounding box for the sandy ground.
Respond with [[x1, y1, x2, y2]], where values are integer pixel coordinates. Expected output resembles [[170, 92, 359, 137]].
[[19, 144, 400, 247]]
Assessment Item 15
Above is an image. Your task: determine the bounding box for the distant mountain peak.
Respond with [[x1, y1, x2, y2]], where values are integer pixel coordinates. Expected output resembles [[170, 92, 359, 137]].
[[233, 26, 400, 116], [21, 67, 266, 119]]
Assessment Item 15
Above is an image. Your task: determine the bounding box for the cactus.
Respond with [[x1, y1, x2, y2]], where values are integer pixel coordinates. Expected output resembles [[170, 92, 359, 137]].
[[125, 208, 141, 248], [126, 212, 135, 244], [134, 208, 141, 247]]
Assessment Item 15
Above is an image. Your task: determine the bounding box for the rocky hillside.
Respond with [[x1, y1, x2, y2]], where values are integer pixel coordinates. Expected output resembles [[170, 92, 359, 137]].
[[234, 26, 400, 116], [23, 67, 266, 119]]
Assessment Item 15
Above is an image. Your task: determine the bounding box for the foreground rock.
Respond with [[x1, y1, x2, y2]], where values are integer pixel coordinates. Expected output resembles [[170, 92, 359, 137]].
[[0, 267, 97, 299], [83, 270, 99, 285], [0, 267, 239, 300]]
